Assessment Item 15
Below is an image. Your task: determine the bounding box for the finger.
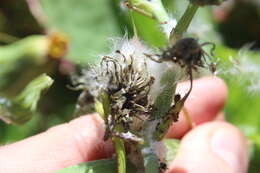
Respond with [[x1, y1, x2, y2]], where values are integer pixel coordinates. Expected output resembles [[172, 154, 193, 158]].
[[214, 111, 225, 121], [0, 114, 112, 173], [167, 122, 248, 173], [166, 76, 228, 138]]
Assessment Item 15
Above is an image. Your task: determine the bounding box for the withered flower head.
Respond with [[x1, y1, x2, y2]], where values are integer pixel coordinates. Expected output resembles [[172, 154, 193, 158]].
[[74, 38, 155, 139], [72, 37, 217, 172]]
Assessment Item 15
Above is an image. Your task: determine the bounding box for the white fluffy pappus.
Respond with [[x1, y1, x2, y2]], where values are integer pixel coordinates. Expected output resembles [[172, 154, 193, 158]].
[[160, 17, 177, 37], [95, 36, 185, 100]]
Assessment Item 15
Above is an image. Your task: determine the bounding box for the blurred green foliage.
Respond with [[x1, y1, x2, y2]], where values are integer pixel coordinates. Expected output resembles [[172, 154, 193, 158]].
[[0, 0, 43, 39], [40, 0, 121, 64], [0, 0, 260, 172], [55, 159, 137, 173], [0, 74, 53, 125]]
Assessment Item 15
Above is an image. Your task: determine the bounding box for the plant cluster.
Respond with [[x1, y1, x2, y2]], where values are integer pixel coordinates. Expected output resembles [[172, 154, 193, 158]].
[[2, 0, 260, 173], [72, 1, 225, 172]]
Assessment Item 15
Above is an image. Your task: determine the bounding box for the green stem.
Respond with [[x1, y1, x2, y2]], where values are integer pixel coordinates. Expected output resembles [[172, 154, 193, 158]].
[[169, 3, 199, 44], [113, 137, 126, 173], [95, 92, 126, 173]]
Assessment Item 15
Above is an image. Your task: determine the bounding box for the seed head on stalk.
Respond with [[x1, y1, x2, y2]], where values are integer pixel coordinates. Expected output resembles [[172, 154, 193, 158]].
[[72, 37, 164, 173], [72, 35, 217, 172], [71, 36, 183, 172], [73, 38, 157, 142]]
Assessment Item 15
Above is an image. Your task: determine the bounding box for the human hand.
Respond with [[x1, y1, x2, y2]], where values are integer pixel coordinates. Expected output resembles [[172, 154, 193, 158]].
[[0, 77, 248, 173]]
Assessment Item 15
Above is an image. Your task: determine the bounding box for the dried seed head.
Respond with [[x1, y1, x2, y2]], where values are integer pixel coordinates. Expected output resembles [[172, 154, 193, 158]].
[[74, 38, 155, 136], [101, 53, 154, 128], [73, 37, 204, 172], [160, 38, 216, 72]]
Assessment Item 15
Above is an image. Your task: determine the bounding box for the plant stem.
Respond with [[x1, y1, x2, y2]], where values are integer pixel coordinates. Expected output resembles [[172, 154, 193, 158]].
[[113, 137, 126, 173], [169, 3, 199, 44], [95, 91, 126, 173]]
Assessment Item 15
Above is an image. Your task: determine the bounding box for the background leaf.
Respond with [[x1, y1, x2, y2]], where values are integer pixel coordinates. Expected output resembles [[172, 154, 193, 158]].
[[40, 0, 121, 64], [131, 12, 167, 47]]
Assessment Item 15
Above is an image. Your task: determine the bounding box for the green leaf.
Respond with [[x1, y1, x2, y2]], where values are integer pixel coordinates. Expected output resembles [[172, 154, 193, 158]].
[[131, 12, 167, 47], [40, 0, 121, 64], [128, 0, 169, 47], [55, 159, 117, 173], [0, 74, 53, 125], [55, 159, 136, 173], [164, 139, 180, 164], [15, 74, 53, 111], [0, 35, 49, 91], [0, 114, 41, 143]]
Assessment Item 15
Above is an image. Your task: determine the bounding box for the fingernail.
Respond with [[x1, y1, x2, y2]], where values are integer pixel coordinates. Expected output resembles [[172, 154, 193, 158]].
[[211, 128, 245, 173]]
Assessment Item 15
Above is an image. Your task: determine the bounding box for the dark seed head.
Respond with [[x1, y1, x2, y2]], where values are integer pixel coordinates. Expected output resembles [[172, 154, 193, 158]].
[[162, 38, 202, 67], [160, 37, 214, 72]]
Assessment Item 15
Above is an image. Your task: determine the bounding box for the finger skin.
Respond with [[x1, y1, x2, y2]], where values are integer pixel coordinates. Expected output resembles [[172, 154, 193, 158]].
[[167, 76, 228, 138], [0, 114, 113, 173], [167, 122, 248, 173]]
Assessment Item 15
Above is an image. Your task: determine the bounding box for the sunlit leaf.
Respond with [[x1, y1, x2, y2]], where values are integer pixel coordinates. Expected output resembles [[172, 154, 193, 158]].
[[40, 0, 121, 64]]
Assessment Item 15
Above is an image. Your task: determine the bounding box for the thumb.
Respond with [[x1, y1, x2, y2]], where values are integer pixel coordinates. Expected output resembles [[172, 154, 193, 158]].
[[167, 122, 249, 173]]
